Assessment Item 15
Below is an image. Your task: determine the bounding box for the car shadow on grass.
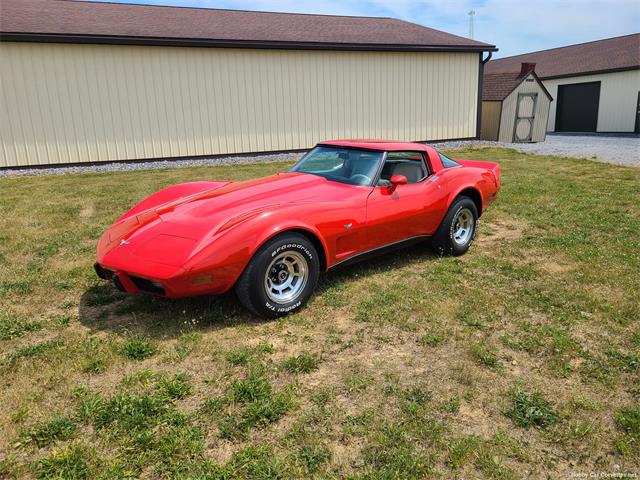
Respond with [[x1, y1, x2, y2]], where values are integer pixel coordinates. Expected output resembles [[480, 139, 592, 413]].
[[78, 240, 438, 339], [78, 285, 257, 339]]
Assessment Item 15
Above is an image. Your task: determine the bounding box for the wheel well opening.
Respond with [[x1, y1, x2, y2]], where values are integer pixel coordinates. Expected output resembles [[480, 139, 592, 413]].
[[287, 229, 328, 271], [458, 188, 483, 217]]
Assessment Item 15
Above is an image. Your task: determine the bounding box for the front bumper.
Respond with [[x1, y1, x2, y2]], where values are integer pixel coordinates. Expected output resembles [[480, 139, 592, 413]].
[[94, 262, 166, 295], [93, 261, 234, 298]]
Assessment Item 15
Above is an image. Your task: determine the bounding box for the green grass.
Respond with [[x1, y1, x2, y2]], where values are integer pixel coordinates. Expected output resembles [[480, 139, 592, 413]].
[[225, 347, 256, 366], [1, 148, 639, 477], [615, 406, 640, 456]]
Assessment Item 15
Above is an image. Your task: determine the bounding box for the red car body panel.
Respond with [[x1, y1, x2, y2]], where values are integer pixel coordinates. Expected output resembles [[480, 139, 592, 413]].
[[96, 141, 500, 298]]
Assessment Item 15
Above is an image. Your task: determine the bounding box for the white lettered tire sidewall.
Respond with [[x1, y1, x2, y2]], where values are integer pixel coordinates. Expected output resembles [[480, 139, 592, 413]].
[[235, 233, 320, 318]]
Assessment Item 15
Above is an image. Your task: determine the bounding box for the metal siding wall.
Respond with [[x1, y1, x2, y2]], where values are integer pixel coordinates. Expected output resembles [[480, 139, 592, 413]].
[[544, 70, 640, 132], [498, 74, 552, 143], [480, 101, 501, 140], [0, 42, 479, 167]]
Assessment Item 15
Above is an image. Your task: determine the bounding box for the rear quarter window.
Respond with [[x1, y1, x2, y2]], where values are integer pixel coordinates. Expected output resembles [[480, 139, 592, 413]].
[[439, 153, 461, 168]]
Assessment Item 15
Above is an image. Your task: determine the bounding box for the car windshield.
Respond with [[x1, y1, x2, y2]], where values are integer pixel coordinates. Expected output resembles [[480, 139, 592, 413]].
[[290, 146, 384, 186]]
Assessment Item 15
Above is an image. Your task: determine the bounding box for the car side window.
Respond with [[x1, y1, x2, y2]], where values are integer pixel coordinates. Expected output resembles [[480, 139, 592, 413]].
[[378, 151, 428, 186]]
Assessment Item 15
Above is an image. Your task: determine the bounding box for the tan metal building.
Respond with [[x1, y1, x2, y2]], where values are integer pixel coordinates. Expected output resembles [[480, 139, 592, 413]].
[[480, 63, 552, 143], [485, 34, 640, 134], [0, 0, 496, 168]]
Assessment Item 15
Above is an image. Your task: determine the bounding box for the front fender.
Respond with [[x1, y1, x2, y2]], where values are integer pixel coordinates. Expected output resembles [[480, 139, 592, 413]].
[[252, 219, 329, 267], [181, 204, 331, 293], [210, 203, 329, 265]]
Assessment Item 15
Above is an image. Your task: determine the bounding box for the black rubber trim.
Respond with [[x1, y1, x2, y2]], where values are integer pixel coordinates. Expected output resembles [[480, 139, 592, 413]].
[[328, 235, 430, 271], [94, 262, 113, 280], [112, 275, 126, 292], [129, 275, 166, 295]]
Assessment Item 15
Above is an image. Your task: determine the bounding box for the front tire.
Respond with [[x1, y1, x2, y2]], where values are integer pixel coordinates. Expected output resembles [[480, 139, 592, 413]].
[[235, 233, 320, 318], [431, 196, 478, 256]]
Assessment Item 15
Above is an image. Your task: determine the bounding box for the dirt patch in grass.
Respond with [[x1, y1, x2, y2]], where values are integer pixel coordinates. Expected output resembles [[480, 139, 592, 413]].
[[477, 215, 529, 246], [79, 205, 94, 218]]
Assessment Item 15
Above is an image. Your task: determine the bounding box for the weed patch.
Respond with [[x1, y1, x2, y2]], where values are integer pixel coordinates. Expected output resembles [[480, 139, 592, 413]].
[[24, 416, 77, 448], [35, 444, 91, 480], [282, 351, 319, 374], [218, 369, 292, 439], [505, 388, 559, 429], [0, 311, 42, 340], [118, 337, 157, 361]]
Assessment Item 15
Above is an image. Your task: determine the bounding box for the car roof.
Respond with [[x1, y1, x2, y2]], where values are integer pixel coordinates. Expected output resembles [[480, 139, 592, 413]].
[[318, 139, 434, 152]]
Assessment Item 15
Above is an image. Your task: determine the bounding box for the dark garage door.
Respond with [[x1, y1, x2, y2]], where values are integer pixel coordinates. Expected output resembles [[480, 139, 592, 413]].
[[555, 81, 601, 132]]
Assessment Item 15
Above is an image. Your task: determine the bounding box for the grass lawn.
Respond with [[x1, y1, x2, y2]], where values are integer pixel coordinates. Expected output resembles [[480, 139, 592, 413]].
[[0, 147, 639, 479]]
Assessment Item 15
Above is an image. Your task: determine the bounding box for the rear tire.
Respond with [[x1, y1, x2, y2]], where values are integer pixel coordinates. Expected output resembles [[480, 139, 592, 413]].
[[431, 196, 478, 256], [235, 233, 320, 318]]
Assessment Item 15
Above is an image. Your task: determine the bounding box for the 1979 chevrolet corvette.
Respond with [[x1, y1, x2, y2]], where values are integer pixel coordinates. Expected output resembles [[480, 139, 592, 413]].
[[95, 140, 500, 317]]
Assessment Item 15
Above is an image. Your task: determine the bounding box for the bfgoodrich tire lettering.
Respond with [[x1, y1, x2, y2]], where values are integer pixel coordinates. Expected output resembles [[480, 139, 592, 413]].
[[235, 233, 320, 318], [431, 196, 478, 256]]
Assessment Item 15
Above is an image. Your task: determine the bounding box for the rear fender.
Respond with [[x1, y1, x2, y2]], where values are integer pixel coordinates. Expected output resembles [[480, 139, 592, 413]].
[[456, 160, 500, 190]]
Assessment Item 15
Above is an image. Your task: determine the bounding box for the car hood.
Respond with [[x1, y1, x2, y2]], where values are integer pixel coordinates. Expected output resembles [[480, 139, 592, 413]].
[[99, 173, 367, 270], [157, 172, 354, 228]]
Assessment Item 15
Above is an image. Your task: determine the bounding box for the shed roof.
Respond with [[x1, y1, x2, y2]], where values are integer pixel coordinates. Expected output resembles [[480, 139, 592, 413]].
[[483, 73, 526, 101], [483, 71, 552, 102], [0, 0, 496, 52], [484, 34, 640, 79]]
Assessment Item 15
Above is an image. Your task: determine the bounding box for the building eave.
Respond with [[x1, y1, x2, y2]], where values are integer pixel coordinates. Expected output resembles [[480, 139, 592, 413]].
[[539, 66, 640, 80], [0, 32, 498, 53]]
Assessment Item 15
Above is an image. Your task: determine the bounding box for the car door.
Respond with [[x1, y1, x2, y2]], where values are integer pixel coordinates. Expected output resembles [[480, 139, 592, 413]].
[[365, 151, 448, 249]]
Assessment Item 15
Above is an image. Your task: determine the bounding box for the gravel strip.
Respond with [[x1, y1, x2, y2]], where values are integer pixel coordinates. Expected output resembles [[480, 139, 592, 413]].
[[2, 135, 637, 178], [0, 152, 304, 178], [0, 141, 501, 178], [503, 134, 640, 168]]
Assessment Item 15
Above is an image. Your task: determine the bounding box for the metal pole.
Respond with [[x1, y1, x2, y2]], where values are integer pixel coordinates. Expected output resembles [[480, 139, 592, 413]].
[[468, 10, 475, 39]]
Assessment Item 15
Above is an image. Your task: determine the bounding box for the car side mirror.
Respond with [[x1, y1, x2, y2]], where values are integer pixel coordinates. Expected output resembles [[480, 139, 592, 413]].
[[389, 174, 407, 189]]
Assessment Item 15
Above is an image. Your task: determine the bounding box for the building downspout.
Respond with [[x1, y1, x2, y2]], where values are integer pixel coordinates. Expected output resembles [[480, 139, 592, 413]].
[[476, 51, 493, 139]]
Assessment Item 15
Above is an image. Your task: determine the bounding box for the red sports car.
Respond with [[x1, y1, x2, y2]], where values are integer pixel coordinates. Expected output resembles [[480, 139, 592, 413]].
[[95, 140, 500, 317]]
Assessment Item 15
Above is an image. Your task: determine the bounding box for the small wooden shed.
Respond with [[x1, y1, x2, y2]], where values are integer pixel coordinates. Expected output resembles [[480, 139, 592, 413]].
[[481, 63, 553, 143]]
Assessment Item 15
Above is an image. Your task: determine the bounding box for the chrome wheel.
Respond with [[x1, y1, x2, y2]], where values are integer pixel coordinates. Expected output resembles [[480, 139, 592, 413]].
[[453, 208, 474, 246], [264, 251, 308, 304]]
